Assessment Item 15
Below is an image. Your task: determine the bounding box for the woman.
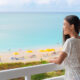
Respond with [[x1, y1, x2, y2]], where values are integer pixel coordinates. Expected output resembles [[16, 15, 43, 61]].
[[48, 15, 80, 80]]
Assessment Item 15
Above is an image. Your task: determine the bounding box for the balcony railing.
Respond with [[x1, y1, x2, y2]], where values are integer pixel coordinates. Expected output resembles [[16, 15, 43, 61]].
[[0, 63, 65, 80]]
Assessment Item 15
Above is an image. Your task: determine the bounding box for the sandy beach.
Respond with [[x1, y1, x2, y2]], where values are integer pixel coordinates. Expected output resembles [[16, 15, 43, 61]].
[[0, 46, 62, 63]]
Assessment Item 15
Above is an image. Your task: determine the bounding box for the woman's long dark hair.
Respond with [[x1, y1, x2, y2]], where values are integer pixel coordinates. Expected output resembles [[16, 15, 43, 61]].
[[63, 15, 80, 44]]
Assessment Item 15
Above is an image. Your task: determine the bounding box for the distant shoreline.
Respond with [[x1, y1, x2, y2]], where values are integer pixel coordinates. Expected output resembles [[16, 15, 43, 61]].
[[0, 44, 62, 53], [0, 46, 62, 63]]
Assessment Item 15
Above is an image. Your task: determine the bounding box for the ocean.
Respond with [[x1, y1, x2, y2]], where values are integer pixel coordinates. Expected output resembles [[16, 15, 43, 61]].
[[0, 12, 80, 52]]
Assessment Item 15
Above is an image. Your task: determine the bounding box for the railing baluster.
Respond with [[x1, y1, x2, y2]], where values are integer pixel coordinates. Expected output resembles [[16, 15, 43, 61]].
[[25, 74, 31, 80]]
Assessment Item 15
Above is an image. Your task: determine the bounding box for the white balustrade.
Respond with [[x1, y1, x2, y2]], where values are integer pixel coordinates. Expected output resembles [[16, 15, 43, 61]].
[[0, 63, 65, 80]]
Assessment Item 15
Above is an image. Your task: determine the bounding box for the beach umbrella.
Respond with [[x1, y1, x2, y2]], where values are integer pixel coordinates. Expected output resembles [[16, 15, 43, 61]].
[[26, 50, 33, 53], [12, 52, 20, 60], [44, 48, 52, 52], [13, 52, 20, 55], [39, 49, 45, 52], [50, 49, 55, 52]]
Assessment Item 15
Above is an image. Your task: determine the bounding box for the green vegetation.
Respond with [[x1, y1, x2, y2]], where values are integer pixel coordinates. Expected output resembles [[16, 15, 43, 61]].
[[0, 60, 65, 80]]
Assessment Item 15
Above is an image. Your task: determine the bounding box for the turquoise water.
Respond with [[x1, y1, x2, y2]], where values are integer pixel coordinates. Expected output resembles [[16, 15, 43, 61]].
[[0, 12, 80, 51]]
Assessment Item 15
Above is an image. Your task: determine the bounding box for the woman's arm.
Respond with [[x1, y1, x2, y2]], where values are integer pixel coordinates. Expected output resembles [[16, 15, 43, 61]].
[[48, 51, 67, 64]]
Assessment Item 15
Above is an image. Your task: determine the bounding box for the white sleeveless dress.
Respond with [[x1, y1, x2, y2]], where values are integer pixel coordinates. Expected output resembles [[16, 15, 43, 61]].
[[62, 37, 80, 80]]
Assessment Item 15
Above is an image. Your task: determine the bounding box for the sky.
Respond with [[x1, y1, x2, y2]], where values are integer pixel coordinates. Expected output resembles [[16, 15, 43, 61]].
[[0, 0, 80, 51], [0, 0, 80, 12]]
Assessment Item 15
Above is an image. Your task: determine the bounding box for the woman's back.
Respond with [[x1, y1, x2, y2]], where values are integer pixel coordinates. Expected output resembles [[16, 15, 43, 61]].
[[63, 37, 80, 68], [62, 37, 80, 80]]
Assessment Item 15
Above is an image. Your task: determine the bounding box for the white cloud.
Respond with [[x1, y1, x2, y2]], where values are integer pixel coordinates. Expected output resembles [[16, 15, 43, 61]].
[[66, 0, 80, 6], [0, 0, 31, 6], [0, 0, 79, 6], [0, 0, 8, 5], [0, 0, 57, 6], [0, 0, 80, 12], [33, 0, 56, 4]]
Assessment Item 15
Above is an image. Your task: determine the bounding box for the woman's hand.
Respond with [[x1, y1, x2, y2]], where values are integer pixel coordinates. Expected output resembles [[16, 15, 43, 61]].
[[48, 51, 67, 64], [48, 57, 58, 63]]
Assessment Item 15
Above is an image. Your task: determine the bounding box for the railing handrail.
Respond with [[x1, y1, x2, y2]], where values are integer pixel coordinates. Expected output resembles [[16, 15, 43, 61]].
[[0, 63, 64, 80]]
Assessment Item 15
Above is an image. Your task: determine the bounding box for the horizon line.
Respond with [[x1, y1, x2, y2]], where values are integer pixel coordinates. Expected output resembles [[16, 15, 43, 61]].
[[0, 11, 80, 13]]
